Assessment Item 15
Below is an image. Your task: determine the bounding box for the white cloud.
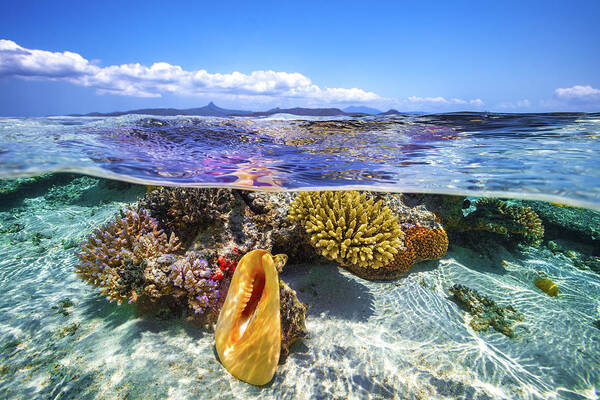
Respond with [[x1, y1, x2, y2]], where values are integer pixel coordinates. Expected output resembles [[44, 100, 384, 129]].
[[0, 39, 379, 103], [555, 85, 600, 101]]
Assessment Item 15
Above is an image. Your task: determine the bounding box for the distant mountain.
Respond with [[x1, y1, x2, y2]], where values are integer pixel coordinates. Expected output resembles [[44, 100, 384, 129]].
[[343, 106, 382, 114], [378, 109, 401, 115], [73, 102, 253, 117], [72, 102, 353, 118], [378, 109, 428, 116]]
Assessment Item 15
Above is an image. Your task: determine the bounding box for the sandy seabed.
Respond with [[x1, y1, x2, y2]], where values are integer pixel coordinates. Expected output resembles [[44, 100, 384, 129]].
[[0, 178, 599, 400]]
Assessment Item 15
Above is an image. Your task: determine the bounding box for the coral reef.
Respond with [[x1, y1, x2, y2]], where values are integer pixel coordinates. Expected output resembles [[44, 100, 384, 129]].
[[74, 208, 181, 304], [344, 226, 448, 280], [170, 256, 223, 315], [405, 226, 449, 261], [401, 194, 546, 248], [288, 191, 403, 269], [449, 284, 523, 338], [138, 187, 235, 246], [462, 198, 545, 245], [519, 200, 600, 248], [400, 193, 467, 229]]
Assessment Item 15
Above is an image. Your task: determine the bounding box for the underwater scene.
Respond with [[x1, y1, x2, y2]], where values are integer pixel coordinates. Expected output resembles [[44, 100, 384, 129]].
[[0, 114, 599, 400]]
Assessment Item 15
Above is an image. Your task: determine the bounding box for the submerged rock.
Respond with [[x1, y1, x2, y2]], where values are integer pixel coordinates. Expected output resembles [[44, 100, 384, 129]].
[[280, 280, 309, 357], [449, 284, 523, 338]]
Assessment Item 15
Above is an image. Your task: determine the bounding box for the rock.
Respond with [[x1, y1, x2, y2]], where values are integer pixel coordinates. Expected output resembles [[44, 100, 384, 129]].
[[280, 280, 309, 357], [449, 284, 523, 338]]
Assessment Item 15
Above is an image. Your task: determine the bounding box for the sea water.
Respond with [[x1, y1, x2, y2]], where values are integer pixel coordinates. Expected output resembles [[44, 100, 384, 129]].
[[0, 114, 599, 399]]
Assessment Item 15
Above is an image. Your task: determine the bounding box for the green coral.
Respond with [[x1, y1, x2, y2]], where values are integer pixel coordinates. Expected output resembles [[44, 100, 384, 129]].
[[288, 191, 403, 269]]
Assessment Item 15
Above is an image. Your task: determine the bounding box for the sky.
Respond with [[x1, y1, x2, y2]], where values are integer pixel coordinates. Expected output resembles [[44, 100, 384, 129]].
[[0, 0, 599, 116]]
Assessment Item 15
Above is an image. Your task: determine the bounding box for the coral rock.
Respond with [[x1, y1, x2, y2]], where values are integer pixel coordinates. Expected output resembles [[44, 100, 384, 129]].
[[449, 284, 523, 338], [139, 187, 234, 247]]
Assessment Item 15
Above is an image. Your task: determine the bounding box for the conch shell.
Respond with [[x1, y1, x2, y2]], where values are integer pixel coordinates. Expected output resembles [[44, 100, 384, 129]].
[[215, 249, 282, 385]]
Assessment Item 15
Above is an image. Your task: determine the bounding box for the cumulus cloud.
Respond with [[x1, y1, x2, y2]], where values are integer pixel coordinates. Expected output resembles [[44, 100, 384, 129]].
[[0, 39, 379, 102], [555, 85, 600, 102]]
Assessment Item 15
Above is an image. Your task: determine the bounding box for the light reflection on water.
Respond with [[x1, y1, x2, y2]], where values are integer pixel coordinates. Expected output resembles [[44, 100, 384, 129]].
[[1, 112, 599, 208]]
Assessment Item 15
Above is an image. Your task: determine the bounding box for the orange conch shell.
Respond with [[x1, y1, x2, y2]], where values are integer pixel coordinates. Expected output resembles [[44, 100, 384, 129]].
[[215, 249, 281, 385]]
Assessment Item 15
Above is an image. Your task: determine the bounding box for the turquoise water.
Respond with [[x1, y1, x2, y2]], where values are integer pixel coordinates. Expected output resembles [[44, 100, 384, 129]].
[[0, 114, 599, 399]]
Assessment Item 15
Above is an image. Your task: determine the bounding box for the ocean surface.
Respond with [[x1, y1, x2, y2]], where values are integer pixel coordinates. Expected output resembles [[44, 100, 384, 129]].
[[1, 112, 599, 208], [0, 113, 599, 400]]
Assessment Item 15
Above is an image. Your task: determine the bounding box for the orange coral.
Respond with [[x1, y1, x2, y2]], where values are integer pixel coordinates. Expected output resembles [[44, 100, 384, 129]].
[[405, 226, 449, 262], [344, 226, 448, 280]]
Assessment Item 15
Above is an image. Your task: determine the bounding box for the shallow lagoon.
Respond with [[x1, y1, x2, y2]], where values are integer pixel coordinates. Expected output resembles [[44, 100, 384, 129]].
[[0, 175, 599, 400]]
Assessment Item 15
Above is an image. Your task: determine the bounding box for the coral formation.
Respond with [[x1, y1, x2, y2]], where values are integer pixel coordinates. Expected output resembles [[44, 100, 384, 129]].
[[449, 284, 523, 338], [405, 226, 449, 261], [74, 208, 181, 304], [288, 191, 403, 269], [520, 200, 600, 247], [401, 194, 546, 248], [139, 187, 234, 246], [215, 250, 282, 386], [170, 256, 222, 315], [534, 277, 559, 297], [462, 198, 545, 245], [345, 226, 449, 280]]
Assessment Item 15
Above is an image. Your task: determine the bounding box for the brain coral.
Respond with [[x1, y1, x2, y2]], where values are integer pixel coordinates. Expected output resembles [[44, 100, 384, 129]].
[[345, 226, 448, 280], [74, 208, 181, 304], [289, 191, 403, 269]]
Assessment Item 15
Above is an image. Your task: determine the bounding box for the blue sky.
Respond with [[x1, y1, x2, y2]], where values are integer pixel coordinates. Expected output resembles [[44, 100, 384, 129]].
[[1, 0, 599, 116]]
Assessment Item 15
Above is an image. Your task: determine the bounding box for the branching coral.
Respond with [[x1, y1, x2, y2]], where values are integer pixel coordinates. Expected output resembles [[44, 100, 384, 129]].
[[464, 198, 544, 245], [170, 255, 223, 315], [345, 226, 449, 280], [288, 191, 403, 269], [139, 187, 234, 246], [74, 208, 180, 304]]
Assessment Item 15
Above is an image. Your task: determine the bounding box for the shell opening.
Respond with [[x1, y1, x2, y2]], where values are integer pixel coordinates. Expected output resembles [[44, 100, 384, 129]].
[[235, 268, 266, 340]]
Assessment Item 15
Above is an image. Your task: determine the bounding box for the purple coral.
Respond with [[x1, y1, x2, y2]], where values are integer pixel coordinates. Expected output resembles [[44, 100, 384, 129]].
[[74, 208, 181, 305], [170, 256, 221, 315]]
